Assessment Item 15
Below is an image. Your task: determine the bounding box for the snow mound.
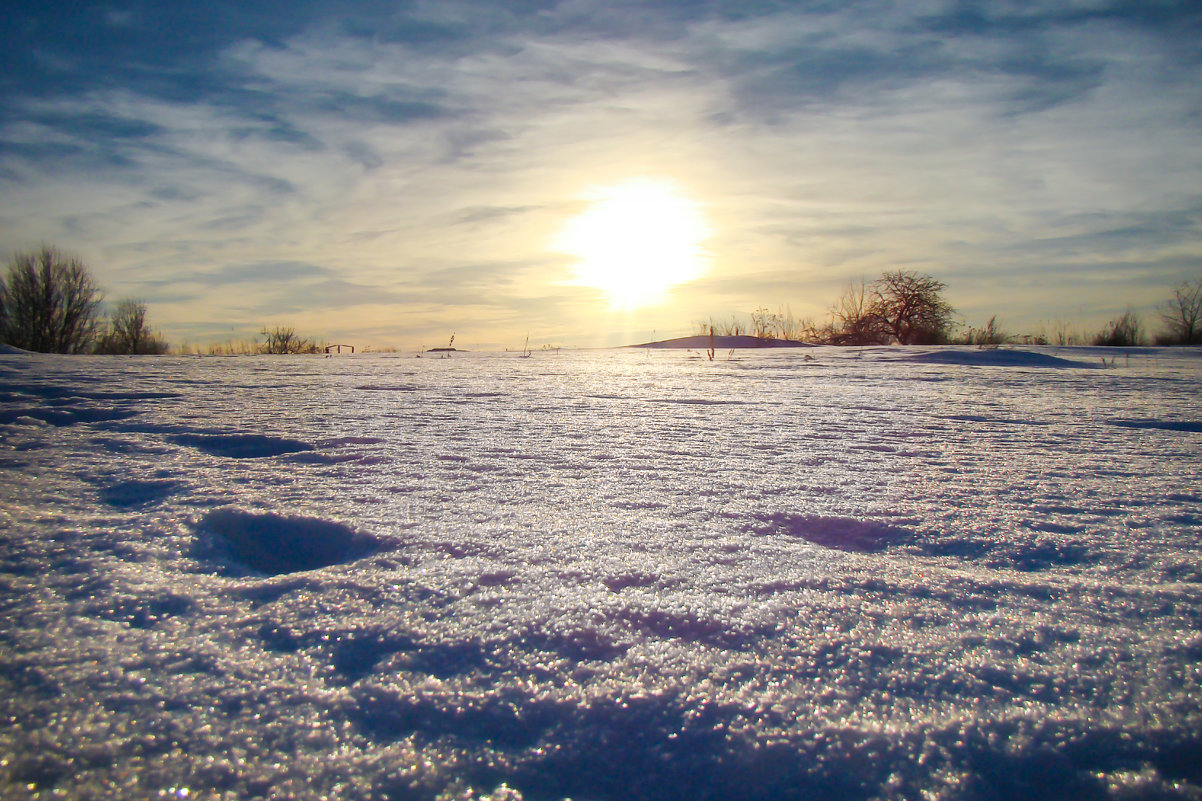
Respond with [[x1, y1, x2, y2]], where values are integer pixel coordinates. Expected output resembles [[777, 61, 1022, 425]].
[[172, 432, 315, 458], [195, 508, 382, 575], [631, 335, 812, 349], [904, 348, 1098, 368]]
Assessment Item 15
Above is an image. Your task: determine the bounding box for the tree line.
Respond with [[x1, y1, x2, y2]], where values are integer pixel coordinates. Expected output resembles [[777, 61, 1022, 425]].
[[698, 270, 1202, 347], [3, 247, 1199, 353], [0, 246, 331, 355], [0, 247, 167, 354]]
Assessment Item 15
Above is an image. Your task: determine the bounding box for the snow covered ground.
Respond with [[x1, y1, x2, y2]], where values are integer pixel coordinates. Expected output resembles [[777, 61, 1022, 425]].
[[1, 346, 1200, 800]]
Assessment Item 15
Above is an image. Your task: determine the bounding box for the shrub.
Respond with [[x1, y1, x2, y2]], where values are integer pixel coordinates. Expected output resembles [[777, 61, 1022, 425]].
[[0, 246, 103, 353], [1092, 310, 1143, 346], [823, 279, 889, 345], [955, 315, 1009, 346], [260, 326, 322, 354], [819, 272, 953, 345]]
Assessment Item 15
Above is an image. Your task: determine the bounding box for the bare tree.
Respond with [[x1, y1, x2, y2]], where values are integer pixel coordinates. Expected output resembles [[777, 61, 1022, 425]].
[[1157, 278, 1202, 345], [95, 299, 169, 354], [825, 278, 888, 345], [869, 270, 954, 345], [0, 246, 103, 353]]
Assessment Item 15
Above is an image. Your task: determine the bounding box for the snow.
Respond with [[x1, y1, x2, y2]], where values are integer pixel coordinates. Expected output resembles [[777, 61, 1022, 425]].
[[1, 346, 1200, 800], [901, 347, 1101, 369], [632, 335, 813, 349]]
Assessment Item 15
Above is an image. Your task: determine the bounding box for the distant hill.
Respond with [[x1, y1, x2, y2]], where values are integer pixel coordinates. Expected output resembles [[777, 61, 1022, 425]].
[[630, 335, 813, 349]]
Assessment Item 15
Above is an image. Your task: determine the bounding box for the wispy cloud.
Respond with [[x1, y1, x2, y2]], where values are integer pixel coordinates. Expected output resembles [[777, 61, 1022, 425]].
[[1, 0, 1199, 346]]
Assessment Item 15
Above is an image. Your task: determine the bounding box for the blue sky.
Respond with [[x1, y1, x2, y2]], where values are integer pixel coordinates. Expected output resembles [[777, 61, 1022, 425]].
[[2, 0, 1200, 349]]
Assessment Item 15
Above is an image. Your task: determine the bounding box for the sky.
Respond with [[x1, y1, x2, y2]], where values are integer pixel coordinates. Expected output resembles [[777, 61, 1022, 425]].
[[2, 0, 1200, 350]]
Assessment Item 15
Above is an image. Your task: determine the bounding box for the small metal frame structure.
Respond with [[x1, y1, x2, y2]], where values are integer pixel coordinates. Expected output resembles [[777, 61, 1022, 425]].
[[324, 344, 355, 354]]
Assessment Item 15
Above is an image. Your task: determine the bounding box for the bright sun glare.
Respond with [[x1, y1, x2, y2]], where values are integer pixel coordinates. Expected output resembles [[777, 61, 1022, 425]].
[[555, 178, 710, 309]]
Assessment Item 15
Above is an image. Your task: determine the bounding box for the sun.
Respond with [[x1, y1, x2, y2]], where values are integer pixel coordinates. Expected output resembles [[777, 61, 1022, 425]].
[[554, 178, 710, 309]]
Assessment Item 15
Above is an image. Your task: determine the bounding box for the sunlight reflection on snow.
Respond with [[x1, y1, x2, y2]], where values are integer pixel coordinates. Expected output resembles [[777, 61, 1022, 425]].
[[0, 347, 1199, 800]]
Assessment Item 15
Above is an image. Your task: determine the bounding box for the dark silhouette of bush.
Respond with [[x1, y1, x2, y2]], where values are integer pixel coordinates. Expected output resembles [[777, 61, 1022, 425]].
[[815, 272, 953, 345], [94, 299, 169, 354], [260, 326, 322, 354], [1092, 310, 1143, 346], [0, 246, 102, 353], [871, 269, 954, 344], [822, 279, 890, 345], [1156, 278, 1202, 345]]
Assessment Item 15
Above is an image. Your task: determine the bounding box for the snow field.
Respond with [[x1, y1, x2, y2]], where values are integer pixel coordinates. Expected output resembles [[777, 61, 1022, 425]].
[[1, 347, 1200, 800]]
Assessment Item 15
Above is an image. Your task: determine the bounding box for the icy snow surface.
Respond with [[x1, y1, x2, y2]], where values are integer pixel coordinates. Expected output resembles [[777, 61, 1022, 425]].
[[1, 346, 1200, 800]]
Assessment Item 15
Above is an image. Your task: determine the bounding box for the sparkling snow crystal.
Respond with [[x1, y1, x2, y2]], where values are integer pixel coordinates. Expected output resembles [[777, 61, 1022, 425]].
[[1, 347, 1200, 800]]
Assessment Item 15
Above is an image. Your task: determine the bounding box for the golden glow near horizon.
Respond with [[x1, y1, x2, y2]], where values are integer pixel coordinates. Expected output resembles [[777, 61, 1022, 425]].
[[555, 178, 710, 310]]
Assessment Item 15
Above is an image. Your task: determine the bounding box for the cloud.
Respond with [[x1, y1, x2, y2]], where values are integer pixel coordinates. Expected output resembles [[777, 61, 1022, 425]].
[[191, 260, 332, 286], [1, 0, 1200, 346]]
